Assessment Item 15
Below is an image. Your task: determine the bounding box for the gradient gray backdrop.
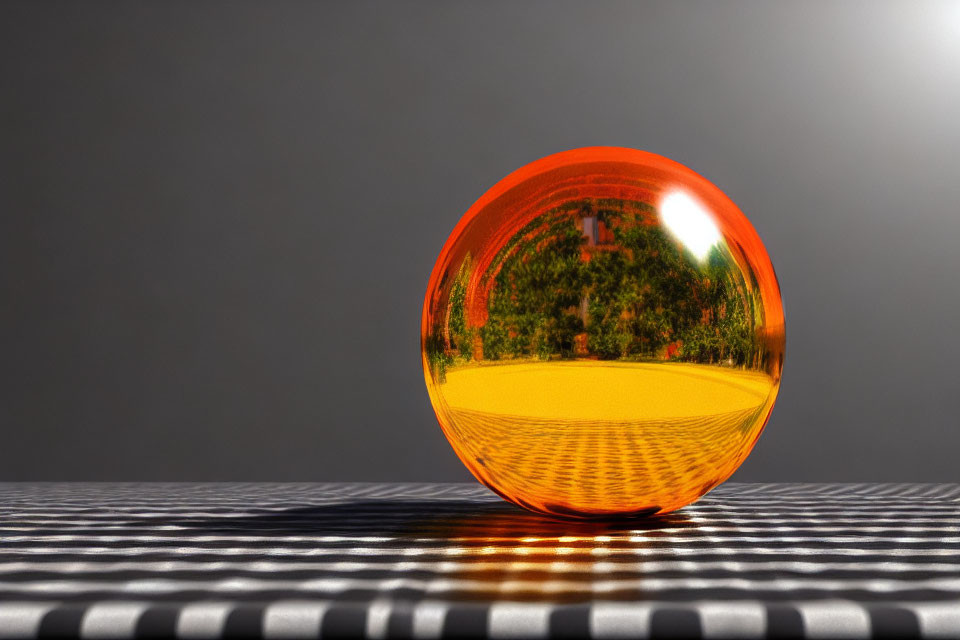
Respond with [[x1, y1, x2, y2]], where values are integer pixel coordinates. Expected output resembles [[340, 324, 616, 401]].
[[2, 1, 958, 481]]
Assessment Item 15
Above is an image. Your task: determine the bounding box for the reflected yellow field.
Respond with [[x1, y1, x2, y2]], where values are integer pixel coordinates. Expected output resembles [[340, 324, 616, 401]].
[[441, 361, 772, 421], [429, 361, 779, 518]]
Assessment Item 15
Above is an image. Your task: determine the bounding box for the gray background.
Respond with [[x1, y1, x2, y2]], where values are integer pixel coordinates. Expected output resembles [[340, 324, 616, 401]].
[[2, 1, 958, 482]]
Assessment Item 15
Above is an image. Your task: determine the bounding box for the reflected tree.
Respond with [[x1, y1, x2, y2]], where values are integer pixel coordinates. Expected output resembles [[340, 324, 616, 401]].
[[433, 198, 764, 370]]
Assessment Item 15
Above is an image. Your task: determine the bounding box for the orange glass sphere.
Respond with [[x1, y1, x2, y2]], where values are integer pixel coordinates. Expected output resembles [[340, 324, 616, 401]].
[[422, 147, 784, 518]]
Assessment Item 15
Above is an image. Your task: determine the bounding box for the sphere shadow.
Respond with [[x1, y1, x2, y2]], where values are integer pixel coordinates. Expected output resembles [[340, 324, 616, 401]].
[[164, 498, 695, 538], [155, 499, 697, 603]]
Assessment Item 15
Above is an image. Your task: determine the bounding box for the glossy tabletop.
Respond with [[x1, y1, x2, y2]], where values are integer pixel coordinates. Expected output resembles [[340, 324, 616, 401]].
[[0, 482, 957, 638]]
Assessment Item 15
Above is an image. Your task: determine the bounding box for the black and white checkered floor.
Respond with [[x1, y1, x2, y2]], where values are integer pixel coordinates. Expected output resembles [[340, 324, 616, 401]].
[[0, 483, 957, 638]]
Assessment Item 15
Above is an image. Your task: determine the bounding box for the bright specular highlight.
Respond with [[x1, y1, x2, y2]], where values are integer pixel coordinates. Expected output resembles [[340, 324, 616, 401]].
[[660, 191, 722, 260]]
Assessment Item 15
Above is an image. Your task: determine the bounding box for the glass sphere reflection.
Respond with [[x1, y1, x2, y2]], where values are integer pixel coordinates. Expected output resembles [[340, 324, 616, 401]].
[[422, 147, 785, 518]]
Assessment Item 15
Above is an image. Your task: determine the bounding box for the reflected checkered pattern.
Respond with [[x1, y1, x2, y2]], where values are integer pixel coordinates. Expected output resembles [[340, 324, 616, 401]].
[[447, 406, 763, 511]]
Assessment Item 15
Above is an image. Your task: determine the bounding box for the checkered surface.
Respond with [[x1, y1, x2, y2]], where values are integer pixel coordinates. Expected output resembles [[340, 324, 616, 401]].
[[0, 483, 958, 638]]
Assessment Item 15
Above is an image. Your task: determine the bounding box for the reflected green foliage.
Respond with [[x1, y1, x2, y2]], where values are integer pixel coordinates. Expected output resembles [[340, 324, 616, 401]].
[[484, 215, 586, 360], [425, 198, 766, 376], [424, 325, 450, 383], [447, 259, 474, 360], [472, 199, 763, 366]]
